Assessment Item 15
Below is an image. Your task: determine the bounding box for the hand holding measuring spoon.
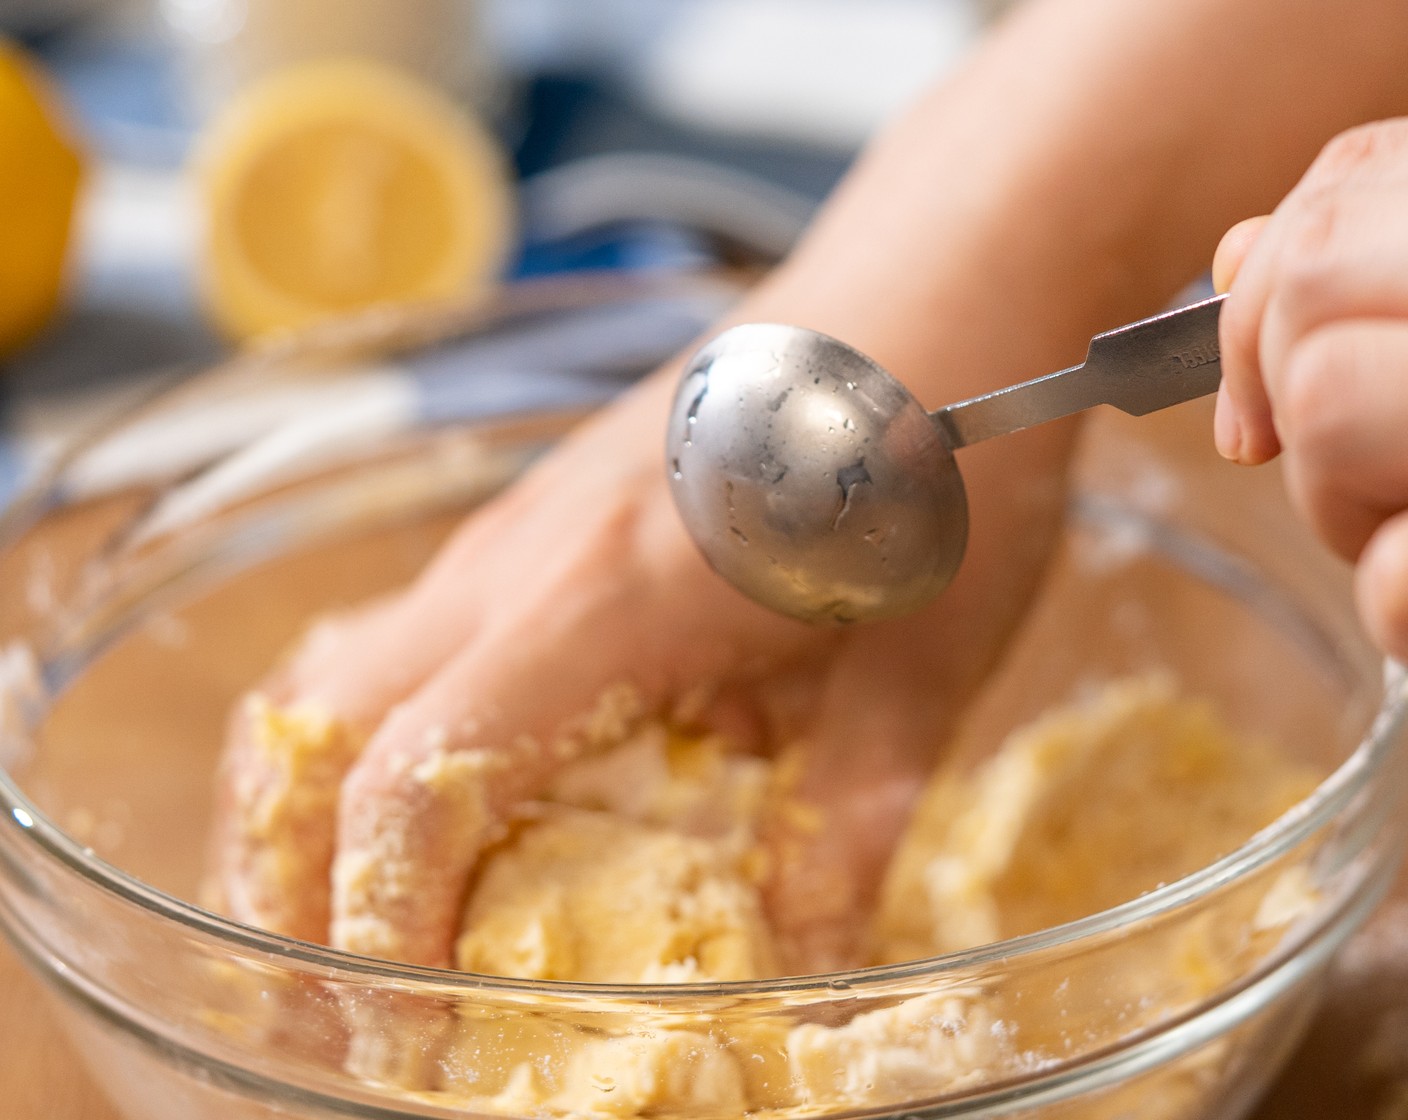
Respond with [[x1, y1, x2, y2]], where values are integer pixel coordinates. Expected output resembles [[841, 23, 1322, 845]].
[[669, 117, 1408, 662], [1213, 120, 1408, 664]]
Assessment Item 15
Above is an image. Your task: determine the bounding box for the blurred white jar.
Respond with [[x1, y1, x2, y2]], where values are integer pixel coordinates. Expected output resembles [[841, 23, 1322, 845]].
[[160, 0, 503, 116]]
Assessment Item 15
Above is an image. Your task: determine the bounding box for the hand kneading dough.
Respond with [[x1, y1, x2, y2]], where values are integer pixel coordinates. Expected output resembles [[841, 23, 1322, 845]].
[[223, 677, 1321, 1118]]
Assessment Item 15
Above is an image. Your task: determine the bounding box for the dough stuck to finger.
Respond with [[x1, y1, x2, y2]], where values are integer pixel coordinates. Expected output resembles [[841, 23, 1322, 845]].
[[211, 694, 361, 940]]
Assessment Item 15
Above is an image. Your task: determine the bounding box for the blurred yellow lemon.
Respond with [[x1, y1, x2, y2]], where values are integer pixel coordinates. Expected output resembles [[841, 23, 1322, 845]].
[[0, 40, 83, 358], [196, 57, 514, 342]]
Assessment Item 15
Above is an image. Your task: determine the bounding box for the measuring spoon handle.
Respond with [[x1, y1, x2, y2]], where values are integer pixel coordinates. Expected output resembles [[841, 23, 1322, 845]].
[[935, 293, 1227, 450]]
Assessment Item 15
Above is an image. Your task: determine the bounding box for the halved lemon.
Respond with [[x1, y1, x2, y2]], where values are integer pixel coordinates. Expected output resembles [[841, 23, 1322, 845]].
[[0, 39, 83, 358], [196, 57, 514, 342]]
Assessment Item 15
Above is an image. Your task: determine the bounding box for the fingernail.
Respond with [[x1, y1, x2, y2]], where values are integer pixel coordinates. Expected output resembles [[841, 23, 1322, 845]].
[[1213, 389, 1242, 462], [1212, 215, 1269, 294]]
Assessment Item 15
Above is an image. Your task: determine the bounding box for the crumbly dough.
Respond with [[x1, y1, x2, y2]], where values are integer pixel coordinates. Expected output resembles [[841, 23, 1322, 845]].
[[876, 675, 1320, 961], [216, 695, 359, 935], [234, 677, 1321, 1118], [454, 807, 778, 983]]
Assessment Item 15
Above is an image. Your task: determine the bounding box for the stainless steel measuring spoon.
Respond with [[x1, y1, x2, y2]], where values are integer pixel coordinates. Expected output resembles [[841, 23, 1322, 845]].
[[666, 293, 1225, 623]]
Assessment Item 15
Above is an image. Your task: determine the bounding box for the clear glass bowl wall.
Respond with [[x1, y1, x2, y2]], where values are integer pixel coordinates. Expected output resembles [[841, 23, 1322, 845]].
[[0, 278, 1404, 1120]]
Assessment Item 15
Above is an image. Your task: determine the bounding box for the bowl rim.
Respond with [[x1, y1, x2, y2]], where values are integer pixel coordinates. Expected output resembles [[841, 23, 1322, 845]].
[[1, 473, 1405, 1000]]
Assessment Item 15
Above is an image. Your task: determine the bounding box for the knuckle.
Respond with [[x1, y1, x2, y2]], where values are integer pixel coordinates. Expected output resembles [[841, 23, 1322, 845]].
[[1257, 196, 1355, 382], [1312, 122, 1386, 181], [1274, 331, 1379, 561], [1276, 327, 1349, 452], [1275, 119, 1408, 289], [1275, 122, 1408, 306], [339, 756, 380, 811], [341, 741, 411, 811], [1304, 119, 1408, 188], [1274, 194, 1344, 298]]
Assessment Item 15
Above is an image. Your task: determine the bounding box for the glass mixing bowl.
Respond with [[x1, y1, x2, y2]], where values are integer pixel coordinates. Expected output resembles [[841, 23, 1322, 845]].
[[0, 277, 1404, 1120]]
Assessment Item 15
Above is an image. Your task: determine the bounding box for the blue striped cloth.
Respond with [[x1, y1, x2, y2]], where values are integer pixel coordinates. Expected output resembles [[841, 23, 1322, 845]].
[[0, 275, 738, 511]]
